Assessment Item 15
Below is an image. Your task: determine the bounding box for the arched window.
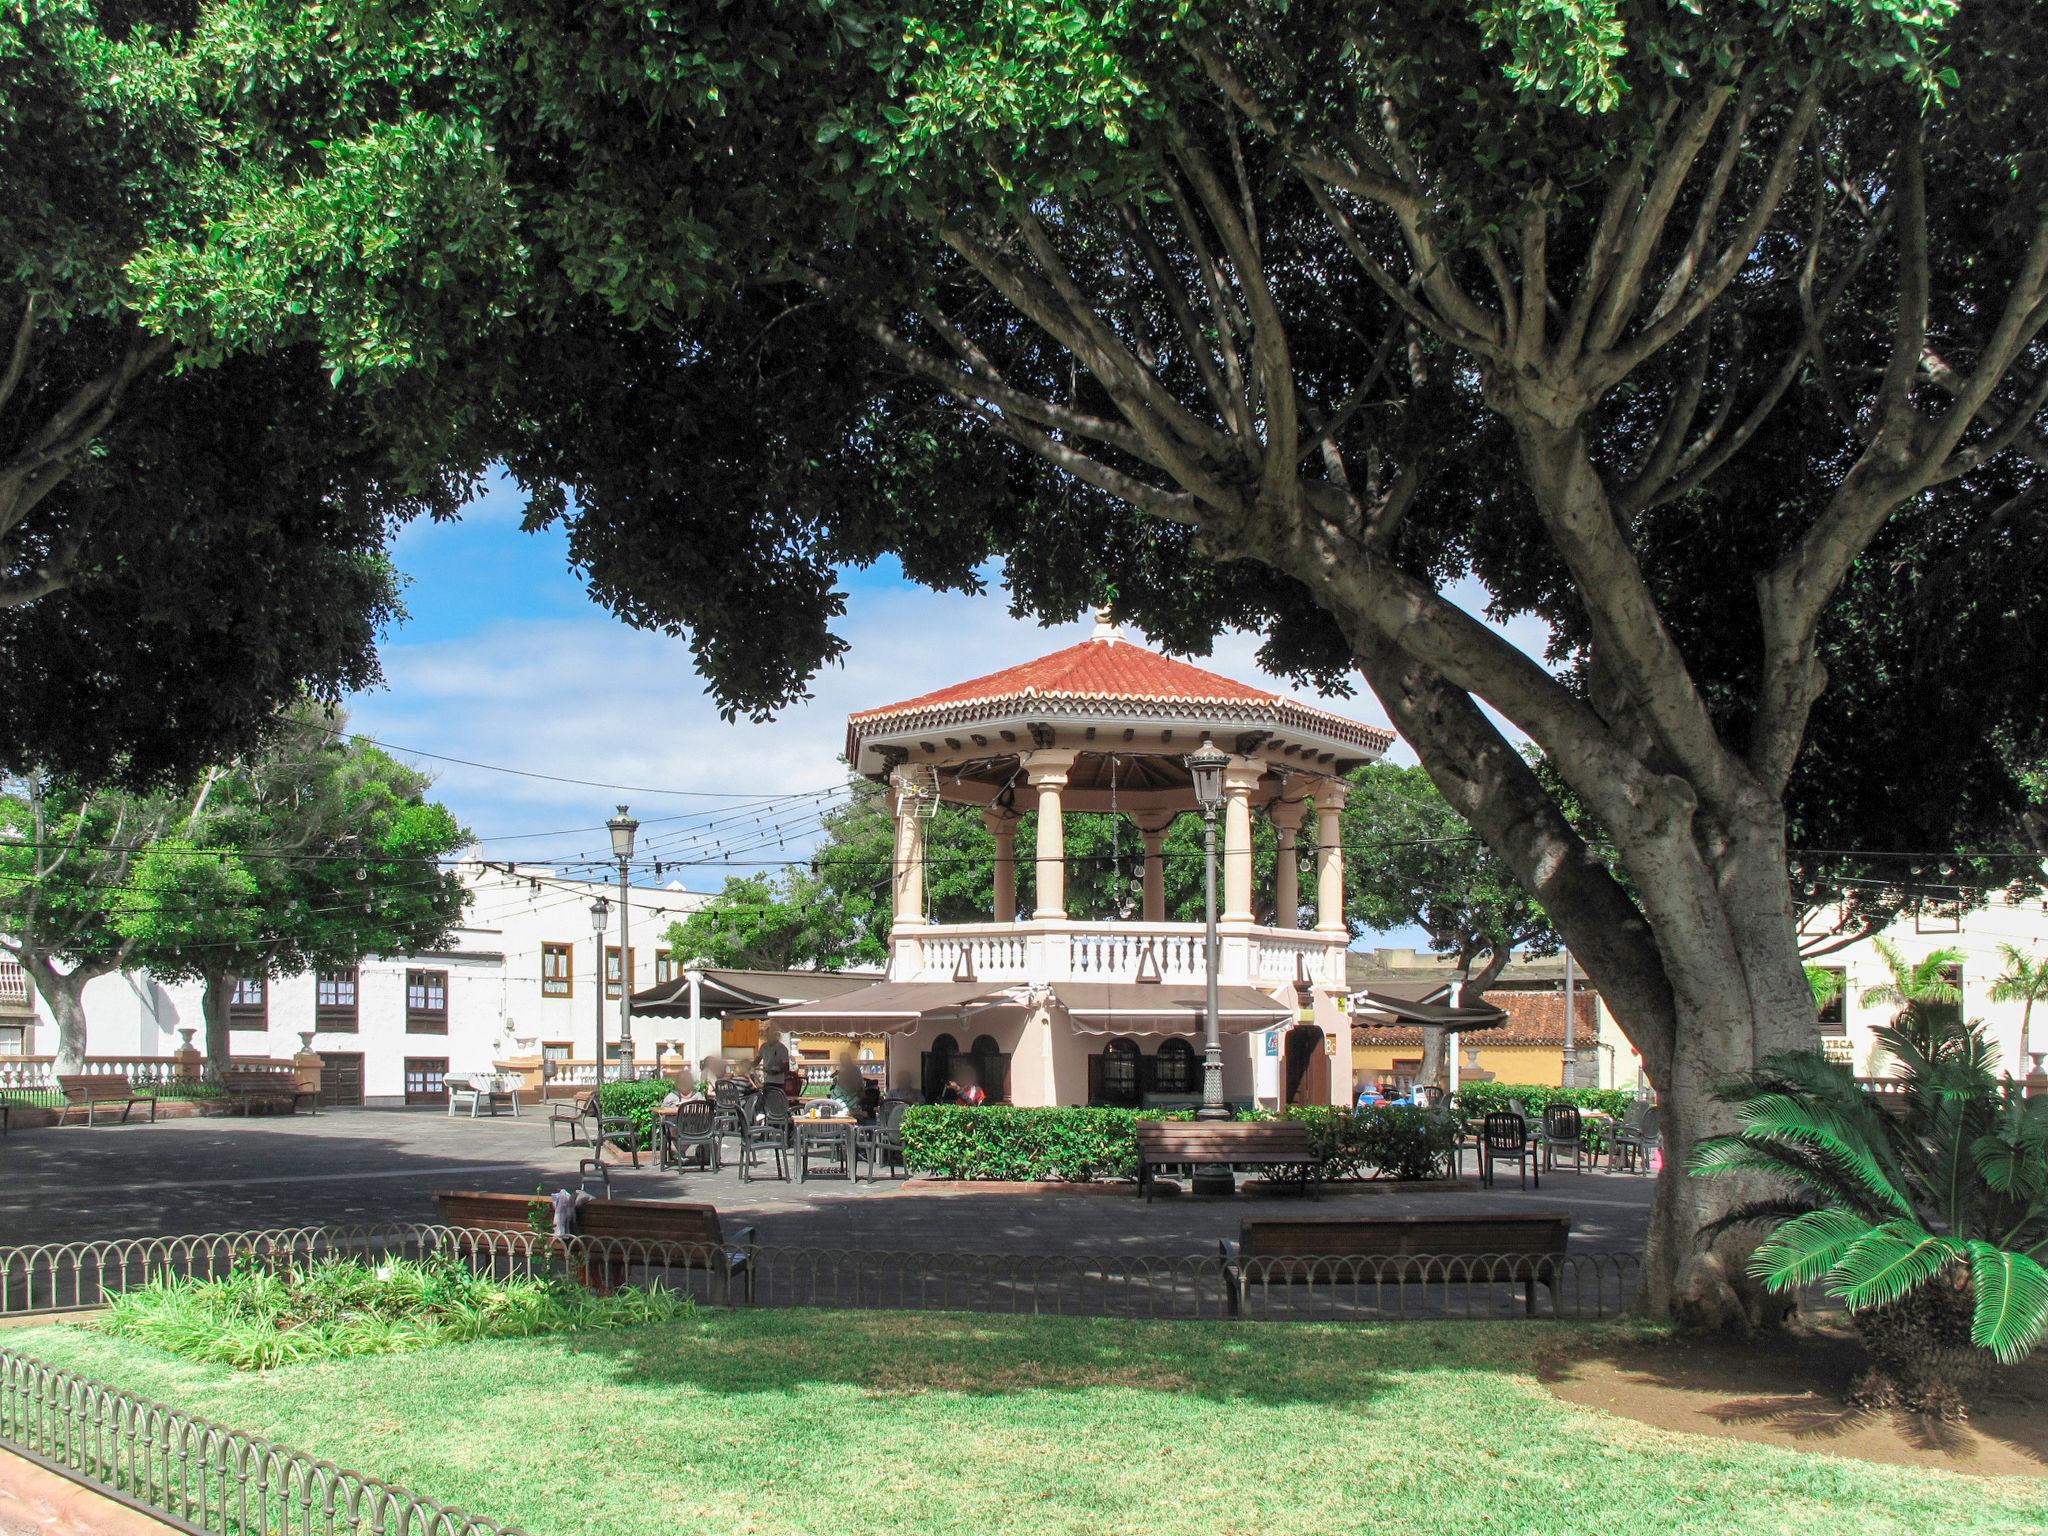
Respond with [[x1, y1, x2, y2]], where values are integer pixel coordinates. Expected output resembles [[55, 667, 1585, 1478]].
[[920, 1032, 962, 1104], [1099, 1038, 1142, 1106], [969, 1034, 1009, 1103], [1153, 1038, 1197, 1094]]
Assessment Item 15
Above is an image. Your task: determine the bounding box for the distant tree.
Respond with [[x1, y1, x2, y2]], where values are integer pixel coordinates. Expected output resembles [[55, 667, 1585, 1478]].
[[113, 708, 471, 1069], [1342, 763, 1556, 993], [0, 775, 187, 1070], [1860, 940, 1966, 1037]]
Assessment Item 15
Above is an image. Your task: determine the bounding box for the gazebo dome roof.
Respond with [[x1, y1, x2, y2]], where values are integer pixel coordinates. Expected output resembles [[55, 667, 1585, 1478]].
[[845, 621, 1393, 793]]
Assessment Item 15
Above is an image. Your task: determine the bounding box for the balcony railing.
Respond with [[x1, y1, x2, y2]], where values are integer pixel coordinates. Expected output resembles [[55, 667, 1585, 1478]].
[[895, 919, 1345, 990]]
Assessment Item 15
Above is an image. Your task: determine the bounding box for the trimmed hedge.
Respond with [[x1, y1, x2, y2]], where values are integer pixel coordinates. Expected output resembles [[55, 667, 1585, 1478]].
[[899, 1104, 1462, 1183], [596, 1080, 674, 1149], [1449, 1083, 1640, 1153]]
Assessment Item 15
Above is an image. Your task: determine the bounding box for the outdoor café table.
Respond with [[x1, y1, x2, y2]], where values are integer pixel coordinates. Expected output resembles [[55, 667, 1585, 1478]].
[[793, 1115, 858, 1182]]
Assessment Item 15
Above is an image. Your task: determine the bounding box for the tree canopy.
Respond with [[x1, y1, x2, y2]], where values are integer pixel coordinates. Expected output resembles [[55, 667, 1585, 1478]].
[[120, 0, 2048, 1317], [0, 1, 472, 784]]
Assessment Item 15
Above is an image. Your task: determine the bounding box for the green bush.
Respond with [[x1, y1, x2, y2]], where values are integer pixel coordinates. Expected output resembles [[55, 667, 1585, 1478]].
[[901, 1104, 1460, 1182], [101, 1255, 689, 1370], [597, 1080, 674, 1149], [1450, 1083, 1638, 1152]]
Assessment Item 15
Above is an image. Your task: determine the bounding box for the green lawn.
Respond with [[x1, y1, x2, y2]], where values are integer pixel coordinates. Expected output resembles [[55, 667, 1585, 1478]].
[[7, 1312, 2044, 1535]]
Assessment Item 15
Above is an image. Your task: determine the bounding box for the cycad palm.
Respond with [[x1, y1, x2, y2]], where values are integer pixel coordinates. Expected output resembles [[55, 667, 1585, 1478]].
[[1691, 1013, 2048, 1414]]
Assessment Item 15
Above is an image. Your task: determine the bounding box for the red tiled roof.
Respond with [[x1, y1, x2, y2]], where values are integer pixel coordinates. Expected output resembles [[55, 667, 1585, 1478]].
[[1352, 990, 1599, 1050], [847, 635, 1393, 758]]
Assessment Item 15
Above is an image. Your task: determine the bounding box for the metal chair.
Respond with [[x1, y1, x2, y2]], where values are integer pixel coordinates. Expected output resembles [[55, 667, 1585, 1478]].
[[1610, 1102, 1661, 1173], [548, 1091, 598, 1147], [855, 1098, 911, 1181], [740, 1086, 794, 1182], [1414, 1084, 1445, 1108], [665, 1101, 721, 1172], [1481, 1112, 1538, 1189], [1540, 1103, 1584, 1172]]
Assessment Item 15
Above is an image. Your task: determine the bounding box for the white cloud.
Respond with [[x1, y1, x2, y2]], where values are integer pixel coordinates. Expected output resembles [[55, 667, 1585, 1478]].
[[347, 525, 1553, 879]]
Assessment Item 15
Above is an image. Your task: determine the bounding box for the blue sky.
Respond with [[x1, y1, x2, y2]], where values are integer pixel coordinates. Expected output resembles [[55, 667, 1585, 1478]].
[[345, 474, 1547, 947]]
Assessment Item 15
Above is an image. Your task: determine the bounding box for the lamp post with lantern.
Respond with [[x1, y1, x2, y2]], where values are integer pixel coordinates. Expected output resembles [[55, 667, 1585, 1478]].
[[588, 896, 609, 1084], [1184, 736, 1230, 1123], [607, 807, 639, 1079]]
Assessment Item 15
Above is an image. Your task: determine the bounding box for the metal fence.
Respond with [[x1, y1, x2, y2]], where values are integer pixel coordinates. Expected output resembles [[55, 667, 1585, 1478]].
[[0, 1350, 524, 1536], [0, 1222, 1641, 1323]]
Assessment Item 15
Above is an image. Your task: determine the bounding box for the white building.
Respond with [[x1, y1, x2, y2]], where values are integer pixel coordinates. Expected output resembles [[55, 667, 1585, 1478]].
[[1599, 886, 2048, 1091], [8, 861, 708, 1106]]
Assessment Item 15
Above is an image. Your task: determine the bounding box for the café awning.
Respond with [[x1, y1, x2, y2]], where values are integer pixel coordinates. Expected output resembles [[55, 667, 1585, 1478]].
[[1353, 987, 1510, 1032], [768, 980, 1021, 1035], [1051, 982, 1295, 1036]]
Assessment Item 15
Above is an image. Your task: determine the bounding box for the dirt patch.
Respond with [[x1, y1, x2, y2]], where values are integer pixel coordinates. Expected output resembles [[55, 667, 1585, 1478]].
[[1541, 1326, 2048, 1479]]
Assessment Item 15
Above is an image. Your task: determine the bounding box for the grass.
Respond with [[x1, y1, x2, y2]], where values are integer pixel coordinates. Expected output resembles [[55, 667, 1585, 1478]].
[[99, 1257, 689, 1368], [8, 1311, 2044, 1535]]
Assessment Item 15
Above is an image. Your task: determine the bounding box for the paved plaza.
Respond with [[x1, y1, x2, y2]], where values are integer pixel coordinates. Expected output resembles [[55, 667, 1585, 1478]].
[[0, 1108, 1656, 1257]]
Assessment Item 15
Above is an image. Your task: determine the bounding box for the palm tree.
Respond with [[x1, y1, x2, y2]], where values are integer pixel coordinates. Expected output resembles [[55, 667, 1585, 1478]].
[[1860, 938, 1964, 1030], [1990, 943, 2048, 1071], [1692, 1014, 2048, 1416]]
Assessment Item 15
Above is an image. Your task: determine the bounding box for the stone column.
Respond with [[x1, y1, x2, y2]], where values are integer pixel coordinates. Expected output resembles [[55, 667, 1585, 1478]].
[[1022, 750, 1077, 919], [1134, 816, 1176, 922], [1314, 779, 1349, 935], [983, 808, 1018, 922], [889, 770, 927, 931], [1221, 760, 1263, 923], [1267, 788, 1307, 929]]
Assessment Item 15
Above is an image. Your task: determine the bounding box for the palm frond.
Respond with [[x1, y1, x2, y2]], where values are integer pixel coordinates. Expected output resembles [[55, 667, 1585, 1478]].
[[1832, 1221, 1962, 1311], [1735, 1093, 1913, 1217], [1751, 1208, 1871, 1291], [1689, 1137, 1897, 1221], [1965, 1242, 2048, 1364], [1696, 1197, 1825, 1245]]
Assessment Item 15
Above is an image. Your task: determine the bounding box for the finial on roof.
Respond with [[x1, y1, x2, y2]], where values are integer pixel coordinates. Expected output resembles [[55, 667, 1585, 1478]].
[[1090, 607, 1124, 643]]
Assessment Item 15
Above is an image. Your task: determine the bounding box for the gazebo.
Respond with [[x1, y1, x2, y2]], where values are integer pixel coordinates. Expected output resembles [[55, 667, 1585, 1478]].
[[772, 616, 1398, 1108]]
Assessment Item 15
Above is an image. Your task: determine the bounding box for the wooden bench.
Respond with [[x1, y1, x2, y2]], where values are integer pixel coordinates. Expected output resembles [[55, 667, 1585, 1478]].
[[217, 1070, 317, 1116], [431, 1190, 754, 1302], [1218, 1212, 1573, 1316], [56, 1074, 158, 1127], [1135, 1120, 1320, 1200]]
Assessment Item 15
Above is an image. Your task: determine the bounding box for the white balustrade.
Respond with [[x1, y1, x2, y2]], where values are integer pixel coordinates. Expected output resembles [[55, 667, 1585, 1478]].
[[902, 920, 1343, 989], [0, 1056, 54, 1090]]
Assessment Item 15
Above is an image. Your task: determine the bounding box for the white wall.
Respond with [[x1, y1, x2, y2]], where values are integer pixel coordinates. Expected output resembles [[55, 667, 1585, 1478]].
[[35, 861, 708, 1104]]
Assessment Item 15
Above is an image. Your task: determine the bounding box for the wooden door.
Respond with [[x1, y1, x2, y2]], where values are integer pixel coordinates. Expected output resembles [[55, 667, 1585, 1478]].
[[1284, 1026, 1329, 1106], [317, 1052, 364, 1107]]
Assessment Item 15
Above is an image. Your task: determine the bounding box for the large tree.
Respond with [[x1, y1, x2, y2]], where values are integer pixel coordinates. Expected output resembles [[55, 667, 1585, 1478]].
[[111, 709, 471, 1068], [0, 1, 470, 784], [141, 1, 2048, 1319]]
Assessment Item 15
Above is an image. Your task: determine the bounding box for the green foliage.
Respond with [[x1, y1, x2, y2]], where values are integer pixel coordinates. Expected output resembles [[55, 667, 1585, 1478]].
[[597, 1079, 675, 1150], [111, 707, 471, 1019], [1450, 1083, 1638, 1154], [1691, 1015, 2048, 1386], [1806, 965, 1844, 1014], [100, 1254, 687, 1370], [901, 1103, 1461, 1181], [901, 1105, 1163, 1181], [1343, 763, 1555, 977]]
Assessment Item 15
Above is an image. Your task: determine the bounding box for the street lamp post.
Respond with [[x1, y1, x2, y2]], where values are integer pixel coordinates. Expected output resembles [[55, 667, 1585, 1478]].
[[588, 896, 609, 1085], [1185, 737, 1230, 1123], [608, 806, 639, 1079]]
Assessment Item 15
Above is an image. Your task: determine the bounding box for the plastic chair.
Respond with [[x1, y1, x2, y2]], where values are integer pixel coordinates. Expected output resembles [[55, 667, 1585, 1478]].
[[1481, 1112, 1538, 1189], [666, 1101, 721, 1171], [741, 1087, 793, 1182], [1540, 1103, 1584, 1173]]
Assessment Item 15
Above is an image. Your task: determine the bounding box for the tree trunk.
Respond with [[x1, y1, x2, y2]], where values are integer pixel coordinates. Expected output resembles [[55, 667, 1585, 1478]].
[[200, 971, 235, 1076], [17, 951, 94, 1074]]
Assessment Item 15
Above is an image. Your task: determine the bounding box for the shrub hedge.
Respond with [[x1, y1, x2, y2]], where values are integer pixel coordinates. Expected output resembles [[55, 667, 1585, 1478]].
[[899, 1103, 1463, 1183], [1449, 1083, 1641, 1154], [597, 1080, 674, 1149]]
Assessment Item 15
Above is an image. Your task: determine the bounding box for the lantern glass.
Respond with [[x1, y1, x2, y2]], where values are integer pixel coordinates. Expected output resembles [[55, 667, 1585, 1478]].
[[590, 896, 610, 935], [606, 805, 639, 859], [1185, 737, 1228, 811]]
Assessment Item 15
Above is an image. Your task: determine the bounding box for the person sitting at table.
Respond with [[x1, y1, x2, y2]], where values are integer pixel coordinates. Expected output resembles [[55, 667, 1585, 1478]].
[[942, 1063, 987, 1106], [831, 1052, 867, 1114]]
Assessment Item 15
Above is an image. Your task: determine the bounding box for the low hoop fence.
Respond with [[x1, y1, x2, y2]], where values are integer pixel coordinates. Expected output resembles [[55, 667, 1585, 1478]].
[[0, 1223, 1642, 1323], [0, 1350, 524, 1536]]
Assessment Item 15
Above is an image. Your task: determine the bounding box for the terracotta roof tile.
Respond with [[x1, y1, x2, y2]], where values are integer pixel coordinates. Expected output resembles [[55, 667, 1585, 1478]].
[[847, 635, 1394, 759]]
